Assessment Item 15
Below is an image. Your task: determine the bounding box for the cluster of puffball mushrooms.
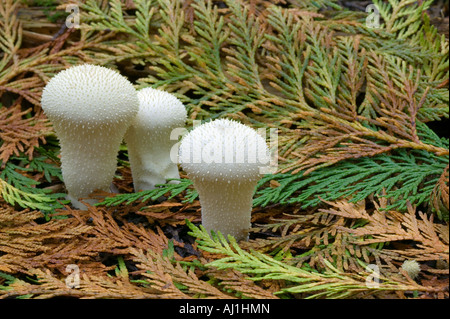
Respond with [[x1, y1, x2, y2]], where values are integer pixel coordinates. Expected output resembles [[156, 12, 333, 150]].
[[41, 64, 270, 241]]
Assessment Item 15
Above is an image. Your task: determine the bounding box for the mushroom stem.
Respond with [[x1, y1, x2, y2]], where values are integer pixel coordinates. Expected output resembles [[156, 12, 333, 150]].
[[56, 123, 126, 208], [126, 131, 180, 191], [124, 87, 187, 191], [194, 179, 256, 241]]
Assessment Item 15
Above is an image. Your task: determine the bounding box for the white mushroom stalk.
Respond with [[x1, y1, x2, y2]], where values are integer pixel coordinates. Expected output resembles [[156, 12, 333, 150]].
[[41, 64, 139, 209], [124, 87, 187, 191], [179, 119, 270, 241]]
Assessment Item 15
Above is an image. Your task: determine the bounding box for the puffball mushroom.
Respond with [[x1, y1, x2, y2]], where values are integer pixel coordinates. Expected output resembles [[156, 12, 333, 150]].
[[178, 119, 270, 241], [401, 260, 421, 279], [41, 64, 139, 209], [124, 87, 187, 191]]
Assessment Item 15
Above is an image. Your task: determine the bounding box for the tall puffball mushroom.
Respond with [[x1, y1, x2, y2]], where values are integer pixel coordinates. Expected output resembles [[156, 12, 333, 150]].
[[41, 64, 139, 209], [179, 119, 270, 241], [124, 87, 187, 191]]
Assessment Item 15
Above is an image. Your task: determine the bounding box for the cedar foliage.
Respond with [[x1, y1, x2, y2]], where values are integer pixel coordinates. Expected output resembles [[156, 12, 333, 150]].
[[0, 0, 448, 299]]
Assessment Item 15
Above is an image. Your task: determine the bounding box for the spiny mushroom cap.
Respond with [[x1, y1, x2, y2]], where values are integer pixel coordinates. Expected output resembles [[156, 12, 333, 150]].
[[41, 64, 139, 127], [132, 87, 187, 135], [179, 119, 270, 182]]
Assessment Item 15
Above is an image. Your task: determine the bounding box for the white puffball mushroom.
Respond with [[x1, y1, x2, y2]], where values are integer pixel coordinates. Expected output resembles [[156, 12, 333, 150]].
[[41, 64, 139, 209], [401, 260, 421, 279], [178, 119, 270, 241], [124, 87, 187, 191]]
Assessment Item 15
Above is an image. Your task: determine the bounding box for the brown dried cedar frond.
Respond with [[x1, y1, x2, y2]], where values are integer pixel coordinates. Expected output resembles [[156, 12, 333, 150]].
[[250, 205, 371, 272], [73, 203, 199, 263], [248, 202, 356, 251], [324, 199, 449, 267], [78, 203, 181, 256], [136, 201, 201, 226], [130, 248, 232, 299], [249, 196, 448, 277], [2, 1, 149, 110], [0, 200, 229, 298], [0, 0, 21, 60], [0, 268, 179, 299], [0, 205, 114, 275], [0, 0, 60, 106], [0, 101, 51, 165], [0, 201, 42, 226], [205, 267, 279, 299], [0, 250, 231, 299], [0, 202, 226, 298], [112, 166, 134, 193], [0, 29, 126, 109], [431, 164, 449, 214], [76, 206, 233, 298]]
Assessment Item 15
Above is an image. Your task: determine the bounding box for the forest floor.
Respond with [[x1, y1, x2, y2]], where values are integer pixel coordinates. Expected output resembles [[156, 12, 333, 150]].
[[0, 0, 449, 301]]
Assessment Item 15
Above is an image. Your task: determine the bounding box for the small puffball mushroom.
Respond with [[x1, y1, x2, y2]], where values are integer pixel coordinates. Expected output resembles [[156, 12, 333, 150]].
[[41, 64, 139, 209], [179, 119, 270, 241], [401, 260, 421, 279], [124, 87, 187, 191]]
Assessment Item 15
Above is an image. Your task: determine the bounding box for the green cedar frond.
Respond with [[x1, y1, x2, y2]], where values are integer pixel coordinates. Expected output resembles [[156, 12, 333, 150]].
[[23, 156, 63, 183], [186, 220, 442, 298], [0, 0, 21, 70], [0, 161, 39, 191], [374, 0, 433, 39], [287, 0, 342, 11], [0, 155, 61, 189], [255, 147, 449, 214], [0, 177, 65, 212], [96, 178, 196, 207], [0, 151, 66, 213]]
